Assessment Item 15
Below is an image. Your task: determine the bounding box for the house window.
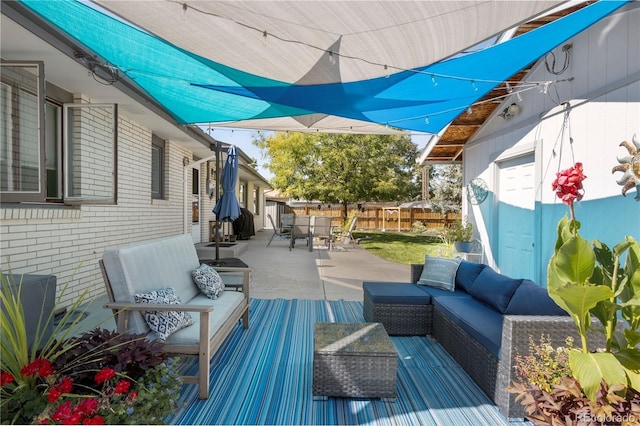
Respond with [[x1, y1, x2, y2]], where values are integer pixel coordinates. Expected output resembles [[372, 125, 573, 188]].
[[151, 134, 165, 199], [64, 103, 117, 204], [253, 186, 259, 215], [1, 62, 45, 202], [1, 61, 117, 204], [239, 182, 246, 207], [45, 101, 63, 200]]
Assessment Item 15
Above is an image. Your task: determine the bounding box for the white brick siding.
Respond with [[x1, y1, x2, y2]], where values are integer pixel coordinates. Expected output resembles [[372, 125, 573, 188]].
[[1, 113, 193, 308]]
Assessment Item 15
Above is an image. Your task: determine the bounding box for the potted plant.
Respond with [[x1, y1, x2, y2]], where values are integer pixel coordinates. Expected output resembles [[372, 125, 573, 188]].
[[0, 273, 183, 424], [445, 217, 474, 252], [508, 162, 640, 425]]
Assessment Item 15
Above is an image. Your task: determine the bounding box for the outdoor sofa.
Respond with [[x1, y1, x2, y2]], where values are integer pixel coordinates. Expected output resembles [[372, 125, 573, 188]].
[[100, 234, 250, 399], [363, 258, 603, 419]]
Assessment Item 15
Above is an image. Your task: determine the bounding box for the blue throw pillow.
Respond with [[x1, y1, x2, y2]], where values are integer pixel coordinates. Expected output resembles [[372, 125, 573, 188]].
[[417, 256, 462, 292], [134, 287, 194, 340], [192, 263, 225, 299], [505, 280, 568, 316], [455, 260, 487, 293], [468, 267, 522, 313]]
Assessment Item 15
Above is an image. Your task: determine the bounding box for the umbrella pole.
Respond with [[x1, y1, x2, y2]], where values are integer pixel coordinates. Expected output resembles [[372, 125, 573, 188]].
[[215, 141, 221, 261]]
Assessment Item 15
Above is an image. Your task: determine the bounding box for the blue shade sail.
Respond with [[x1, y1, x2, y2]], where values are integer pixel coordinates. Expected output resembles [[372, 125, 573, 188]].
[[20, 0, 629, 133]]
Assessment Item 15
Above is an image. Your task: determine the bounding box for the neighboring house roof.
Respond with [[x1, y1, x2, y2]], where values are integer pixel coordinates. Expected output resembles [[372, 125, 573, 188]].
[[419, 2, 590, 164]]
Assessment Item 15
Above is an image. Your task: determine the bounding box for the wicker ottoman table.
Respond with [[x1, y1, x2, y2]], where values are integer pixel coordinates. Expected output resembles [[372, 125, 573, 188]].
[[363, 282, 433, 335], [312, 322, 398, 400]]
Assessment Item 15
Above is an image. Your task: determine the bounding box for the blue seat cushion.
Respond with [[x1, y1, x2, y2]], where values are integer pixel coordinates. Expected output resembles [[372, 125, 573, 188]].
[[416, 285, 471, 300], [505, 279, 568, 316], [455, 260, 487, 293], [468, 267, 522, 313], [434, 296, 504, 358], [363, 282, 432, 305]]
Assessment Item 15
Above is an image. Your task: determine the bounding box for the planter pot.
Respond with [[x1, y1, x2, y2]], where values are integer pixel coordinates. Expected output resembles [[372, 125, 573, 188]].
[[454, 241, 473, 253]]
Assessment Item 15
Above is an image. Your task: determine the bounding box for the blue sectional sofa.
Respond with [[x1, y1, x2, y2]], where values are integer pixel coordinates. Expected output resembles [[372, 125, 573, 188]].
[[362, 259, 594, 420]]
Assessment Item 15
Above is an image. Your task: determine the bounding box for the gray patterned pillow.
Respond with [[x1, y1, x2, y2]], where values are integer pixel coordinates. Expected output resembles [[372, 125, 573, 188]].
[[192, 263, 225, 299], [134, 287, 194, 340]]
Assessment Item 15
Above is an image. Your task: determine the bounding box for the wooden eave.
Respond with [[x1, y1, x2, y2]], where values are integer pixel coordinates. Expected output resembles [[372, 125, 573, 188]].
[[422, 2, 588, 164]]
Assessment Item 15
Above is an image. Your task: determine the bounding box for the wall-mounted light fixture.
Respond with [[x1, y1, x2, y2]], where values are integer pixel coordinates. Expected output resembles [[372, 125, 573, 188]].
[[499, 103, 521, 119]]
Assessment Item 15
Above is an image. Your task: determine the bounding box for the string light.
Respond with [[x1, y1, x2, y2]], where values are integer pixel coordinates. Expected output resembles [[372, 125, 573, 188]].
[[181, 2, 562, 88]]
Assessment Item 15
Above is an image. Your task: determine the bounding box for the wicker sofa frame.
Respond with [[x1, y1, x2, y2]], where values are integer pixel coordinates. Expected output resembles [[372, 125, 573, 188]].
[[364, 264, 604, 419]]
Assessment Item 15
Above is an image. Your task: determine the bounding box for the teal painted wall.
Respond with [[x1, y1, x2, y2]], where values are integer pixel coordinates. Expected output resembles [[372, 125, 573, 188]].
[[477, 192, 639, 287], [537, 194, 640, 287]]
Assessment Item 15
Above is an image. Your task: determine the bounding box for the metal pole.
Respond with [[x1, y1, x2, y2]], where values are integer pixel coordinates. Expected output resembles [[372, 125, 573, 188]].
[[215, 140, 221, 260]]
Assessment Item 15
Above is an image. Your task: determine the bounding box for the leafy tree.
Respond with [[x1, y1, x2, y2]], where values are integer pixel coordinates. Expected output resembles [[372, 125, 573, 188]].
[[255, 132, 420, 219], [429, 164, 462, 213]]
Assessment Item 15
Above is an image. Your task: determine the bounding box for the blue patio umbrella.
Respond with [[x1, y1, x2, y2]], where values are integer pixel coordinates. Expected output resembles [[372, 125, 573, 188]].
[[212, 145, 241, 260]]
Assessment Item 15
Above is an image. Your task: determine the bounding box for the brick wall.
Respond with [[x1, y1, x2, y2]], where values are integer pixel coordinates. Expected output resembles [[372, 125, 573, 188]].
[[1, 113, 192, 309]]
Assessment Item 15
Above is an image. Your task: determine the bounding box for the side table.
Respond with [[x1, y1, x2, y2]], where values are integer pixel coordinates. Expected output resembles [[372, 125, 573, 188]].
[[313, 322, 398, 400]]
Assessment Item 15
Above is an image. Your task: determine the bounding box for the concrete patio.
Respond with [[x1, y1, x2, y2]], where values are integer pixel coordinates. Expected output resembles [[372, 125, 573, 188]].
[[76, 229, 410, 333]]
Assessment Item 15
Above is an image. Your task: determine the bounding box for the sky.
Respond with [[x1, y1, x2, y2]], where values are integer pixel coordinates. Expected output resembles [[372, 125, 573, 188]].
[[207, 127, 433, 182]]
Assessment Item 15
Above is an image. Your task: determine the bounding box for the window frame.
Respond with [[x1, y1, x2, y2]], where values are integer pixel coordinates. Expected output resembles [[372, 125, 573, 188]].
[[0, 61, 46, 203], [151, 133, 165, 200], [63, 103, 118, 205]]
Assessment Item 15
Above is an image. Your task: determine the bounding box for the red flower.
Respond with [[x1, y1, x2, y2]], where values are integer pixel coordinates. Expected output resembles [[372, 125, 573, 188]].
[[51, 401, 73, 422], [58, 376, 73, 393], [21, 358, 55, 378], [94, 368, 115, 384], [82, 416, 105, 425], [76, 398, 99, 416], [47, 388, 62, 403], [128, 391, 138, 400], [47, 376, 74, 403], [114, 379, 130, 394], [552, 162, 586, 206], [0, 372, 14, 386]]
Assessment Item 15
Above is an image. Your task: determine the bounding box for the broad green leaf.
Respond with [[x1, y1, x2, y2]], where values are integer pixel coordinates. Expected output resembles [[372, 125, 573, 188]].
[[625, 237, 640, 294], [593, 240, 615, 279], [554, 235, 596, 285], [592, 299, 618, 329], [615, 348, 640, 370], [569, 350, 626, 400], [624, 329, 640, 348], [554, 284, 613, 338], [554, 215, 572, 253]]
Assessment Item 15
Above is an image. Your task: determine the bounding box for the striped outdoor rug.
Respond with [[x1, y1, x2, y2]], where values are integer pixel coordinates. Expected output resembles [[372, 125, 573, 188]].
[[167, 299, 530, 425]]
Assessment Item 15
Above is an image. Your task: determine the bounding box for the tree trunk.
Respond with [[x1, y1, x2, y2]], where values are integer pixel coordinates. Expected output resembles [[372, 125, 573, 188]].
[[342, 202, 348, 223]]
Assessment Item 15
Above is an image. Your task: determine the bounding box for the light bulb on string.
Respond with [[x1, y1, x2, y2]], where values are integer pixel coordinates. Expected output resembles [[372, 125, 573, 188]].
[[516, 91, 523, 102], [424, 115, 430, 125], [471, 80, 478, 91], [262, 30, 268, 45], [506, 82, 513, 93], [384, 65, 390, 78], [467, 106, 473, 115], [431, 75, 438, 86]]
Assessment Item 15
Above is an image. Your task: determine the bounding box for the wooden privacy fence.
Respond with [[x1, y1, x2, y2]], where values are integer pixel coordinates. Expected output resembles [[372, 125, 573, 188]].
[[289, 205, 460, 232]]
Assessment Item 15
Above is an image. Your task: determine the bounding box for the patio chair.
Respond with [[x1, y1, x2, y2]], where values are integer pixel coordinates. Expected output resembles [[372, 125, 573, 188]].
[[336, 216, 358, 247], [312, 216, 333, 250], [266, 214, 288, 247], [289, 215, 311, 251]]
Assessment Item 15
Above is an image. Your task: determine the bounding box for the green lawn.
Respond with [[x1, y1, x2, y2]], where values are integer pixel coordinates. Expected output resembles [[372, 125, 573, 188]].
[[353, 231, 452, 265]]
